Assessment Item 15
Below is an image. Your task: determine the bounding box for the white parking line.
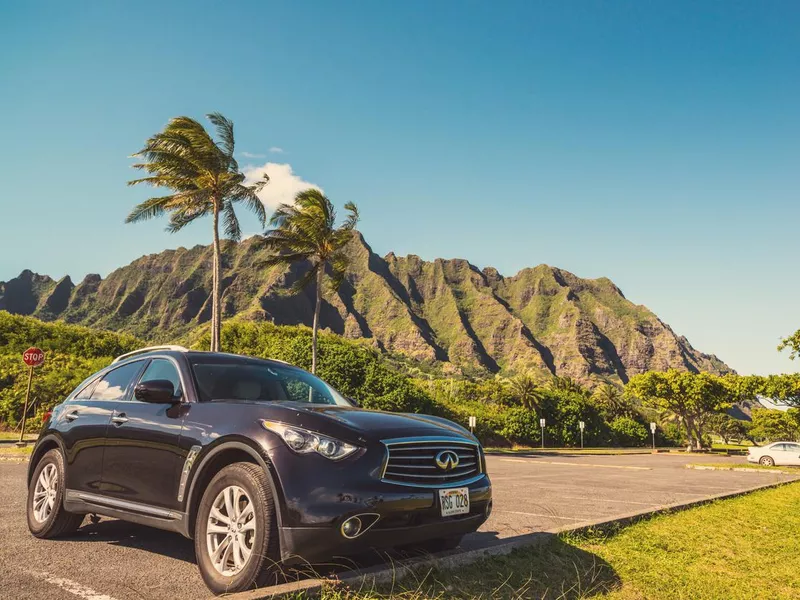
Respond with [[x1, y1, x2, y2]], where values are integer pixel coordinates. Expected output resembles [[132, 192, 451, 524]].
[[24, 570, 118, 600]]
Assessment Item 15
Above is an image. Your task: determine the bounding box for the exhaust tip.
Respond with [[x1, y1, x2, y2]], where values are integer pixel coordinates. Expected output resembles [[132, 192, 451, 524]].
[[485, 500, 493, 518]]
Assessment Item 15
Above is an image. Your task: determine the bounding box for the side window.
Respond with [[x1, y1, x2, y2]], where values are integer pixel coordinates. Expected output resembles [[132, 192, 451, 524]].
[[772, 444, 786, 452], [90, 361, 144, 401], [138, 358, 182, 396], [74, 376, 100, 400]]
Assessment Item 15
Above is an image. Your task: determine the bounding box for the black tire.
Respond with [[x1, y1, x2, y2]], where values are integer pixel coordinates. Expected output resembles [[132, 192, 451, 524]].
[[760, 456, 775, 467], [27, 449, 84, 538], [194, 462, 280, 595]]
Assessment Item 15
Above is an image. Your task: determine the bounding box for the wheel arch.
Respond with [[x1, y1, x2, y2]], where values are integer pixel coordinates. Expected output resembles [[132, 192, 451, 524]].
[[183, 439, 284, 541], [27, 434, 66, 486]]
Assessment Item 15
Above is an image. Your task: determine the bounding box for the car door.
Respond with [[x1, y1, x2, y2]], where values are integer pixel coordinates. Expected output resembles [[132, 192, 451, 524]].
[[99, 357, 187, 511], [770, 444, 792, 465], [60, 360, 145, 494], [782, 443, 800, 466]]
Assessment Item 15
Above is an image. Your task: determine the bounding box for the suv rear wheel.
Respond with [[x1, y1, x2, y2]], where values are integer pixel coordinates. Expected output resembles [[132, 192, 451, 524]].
[[194, 462, 280, 594], [27, 449, 84, 538]]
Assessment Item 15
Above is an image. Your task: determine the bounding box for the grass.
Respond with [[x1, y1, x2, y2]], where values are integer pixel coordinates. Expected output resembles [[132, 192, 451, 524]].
[[710, 442, 754, 451], [0, 431, 37, 441], [298, 482, 800, 600], [689, 462, 800, 473], [0, 445, 33, 457]]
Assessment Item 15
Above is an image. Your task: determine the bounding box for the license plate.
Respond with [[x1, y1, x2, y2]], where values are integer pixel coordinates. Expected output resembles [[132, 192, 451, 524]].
[[439, 487, 469, 517]]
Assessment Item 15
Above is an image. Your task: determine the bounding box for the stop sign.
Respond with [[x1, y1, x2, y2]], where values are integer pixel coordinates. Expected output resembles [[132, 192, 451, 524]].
[[22, 347, 45, 367]]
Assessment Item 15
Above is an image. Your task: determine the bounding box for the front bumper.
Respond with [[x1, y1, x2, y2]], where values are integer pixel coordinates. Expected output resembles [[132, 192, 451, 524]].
[[262, 433, 492, 564], [279, 474, 492, 564]]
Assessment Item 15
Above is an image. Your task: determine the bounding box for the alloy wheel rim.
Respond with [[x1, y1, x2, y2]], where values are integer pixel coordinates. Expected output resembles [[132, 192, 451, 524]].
[[206, 485, 256, 576], [33, 463, 58, 523]]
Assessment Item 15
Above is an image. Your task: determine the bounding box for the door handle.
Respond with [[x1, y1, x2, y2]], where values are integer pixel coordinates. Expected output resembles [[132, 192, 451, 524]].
[[111, 413, 129, 426], [64, 411, 79, 422]]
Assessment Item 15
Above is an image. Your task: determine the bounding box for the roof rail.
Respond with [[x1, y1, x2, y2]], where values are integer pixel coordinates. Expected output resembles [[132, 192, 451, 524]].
[[112, 345, 189, 364]]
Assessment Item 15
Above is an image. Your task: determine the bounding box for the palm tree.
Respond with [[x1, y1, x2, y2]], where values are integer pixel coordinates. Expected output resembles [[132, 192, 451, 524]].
[[549, 375, 587, 396], [261, 189, 359, 373], [125, 113, 269, 351], [509, 373, 545, 411], [593, 383, 631, 416]]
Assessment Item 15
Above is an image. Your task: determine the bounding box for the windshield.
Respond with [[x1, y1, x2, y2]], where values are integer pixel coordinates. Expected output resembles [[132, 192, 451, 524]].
[[190, 359, 352, 406]]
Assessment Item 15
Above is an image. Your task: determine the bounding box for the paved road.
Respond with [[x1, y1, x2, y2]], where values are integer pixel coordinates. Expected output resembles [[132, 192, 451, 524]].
[[1, 453, 796, 600]]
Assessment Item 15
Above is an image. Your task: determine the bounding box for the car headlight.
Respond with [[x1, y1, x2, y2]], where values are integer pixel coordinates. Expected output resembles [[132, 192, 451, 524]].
[[261, 420, 359, 460]]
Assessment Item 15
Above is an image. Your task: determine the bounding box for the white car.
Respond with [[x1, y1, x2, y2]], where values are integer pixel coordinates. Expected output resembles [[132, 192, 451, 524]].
[[747, 442, 800, 467]]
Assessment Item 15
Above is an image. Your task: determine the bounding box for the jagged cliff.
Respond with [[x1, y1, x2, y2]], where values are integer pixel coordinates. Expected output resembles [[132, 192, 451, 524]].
[[0, 233, 731, 385]]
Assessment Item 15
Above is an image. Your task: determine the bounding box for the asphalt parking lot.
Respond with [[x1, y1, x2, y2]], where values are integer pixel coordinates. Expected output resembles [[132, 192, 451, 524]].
[[1, 452, 797, 600]]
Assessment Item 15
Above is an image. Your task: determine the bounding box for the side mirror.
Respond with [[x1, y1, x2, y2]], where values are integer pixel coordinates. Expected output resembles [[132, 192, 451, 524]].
[[348, 396, 360, 407], [134, 379, 176, 404]]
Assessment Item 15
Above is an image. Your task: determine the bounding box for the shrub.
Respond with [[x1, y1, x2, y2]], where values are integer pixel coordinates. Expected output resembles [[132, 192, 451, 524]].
[[608, 416, 648, 447], [500, 407, 541, 446]]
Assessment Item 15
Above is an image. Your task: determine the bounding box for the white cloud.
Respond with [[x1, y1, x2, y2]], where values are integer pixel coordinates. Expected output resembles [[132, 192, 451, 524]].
[[269, 146, 285, 154], [243, 162, 322, 210], [240, 151, 266, 159]]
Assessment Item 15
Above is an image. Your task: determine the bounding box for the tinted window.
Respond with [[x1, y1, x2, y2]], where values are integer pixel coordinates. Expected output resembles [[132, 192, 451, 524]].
[[190, 359, 351, 406], [74, 377, 100, 400], [90, 361, 143, 401], [138, 358, 182, 397], [785, 444, 800, 452], [772, 444, 786, 451]]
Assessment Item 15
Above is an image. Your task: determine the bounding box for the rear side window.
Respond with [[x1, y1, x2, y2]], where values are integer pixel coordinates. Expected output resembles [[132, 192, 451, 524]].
[[90, 361, 144, 401], [138, 358, 182, 397], [74, 377, 100, 400]]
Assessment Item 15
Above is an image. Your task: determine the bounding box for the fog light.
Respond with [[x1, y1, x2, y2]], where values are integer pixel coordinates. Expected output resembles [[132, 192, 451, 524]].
[[341, 516, 362, 539]]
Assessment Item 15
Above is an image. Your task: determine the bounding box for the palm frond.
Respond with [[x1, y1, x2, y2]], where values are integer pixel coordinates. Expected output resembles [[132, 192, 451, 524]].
[[289, 262, 321, 294], [206, 112, 236, 159], [222, 203, 242, 241], [125, 195, 175, 223], [341, 202, 360, 231], [328, 251, 350, 292]]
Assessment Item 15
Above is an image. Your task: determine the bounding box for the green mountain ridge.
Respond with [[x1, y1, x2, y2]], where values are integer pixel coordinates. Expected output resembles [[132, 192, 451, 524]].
[[0, 232, 732, 385]]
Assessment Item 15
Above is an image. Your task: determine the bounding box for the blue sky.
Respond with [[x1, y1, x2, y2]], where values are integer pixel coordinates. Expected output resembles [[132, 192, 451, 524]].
[[1, 1, 798, 375]]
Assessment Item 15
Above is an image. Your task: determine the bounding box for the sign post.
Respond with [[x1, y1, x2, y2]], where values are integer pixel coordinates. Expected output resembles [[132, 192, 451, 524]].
[[468, 415, 476, 435], [579, 420, 585, 449], [650, 422, 657, 451], [540, 418, 546, 449], [18, 347, 45, 447]]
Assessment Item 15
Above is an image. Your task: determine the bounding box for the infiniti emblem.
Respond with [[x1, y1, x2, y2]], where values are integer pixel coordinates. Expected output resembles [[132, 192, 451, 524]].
[[435, 450, 460, 471]]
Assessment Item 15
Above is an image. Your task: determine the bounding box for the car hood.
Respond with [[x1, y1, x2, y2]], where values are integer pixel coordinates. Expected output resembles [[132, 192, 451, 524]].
[[260, 402, 474, 443]]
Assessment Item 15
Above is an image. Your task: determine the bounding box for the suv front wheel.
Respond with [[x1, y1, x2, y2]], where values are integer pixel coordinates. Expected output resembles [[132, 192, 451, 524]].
[[27, 449, 84, 538], [194, 462, 280, 594]]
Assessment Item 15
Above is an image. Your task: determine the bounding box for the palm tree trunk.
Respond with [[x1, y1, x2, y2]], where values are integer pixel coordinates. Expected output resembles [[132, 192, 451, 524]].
[[311, 267, 323, 374], [211, 205, 221, 352]]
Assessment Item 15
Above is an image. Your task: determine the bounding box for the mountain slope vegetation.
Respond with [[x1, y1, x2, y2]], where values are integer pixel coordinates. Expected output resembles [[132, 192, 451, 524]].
[[0, 233, 731, 386]]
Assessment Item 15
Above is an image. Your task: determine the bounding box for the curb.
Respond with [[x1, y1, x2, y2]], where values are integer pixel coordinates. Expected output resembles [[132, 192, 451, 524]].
[[687, 464, 799, 476], [214, 477, 799, 600]]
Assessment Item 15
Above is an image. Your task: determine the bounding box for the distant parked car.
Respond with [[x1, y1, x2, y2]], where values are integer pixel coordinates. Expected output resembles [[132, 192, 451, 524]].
[[747, 442, 800, 466]]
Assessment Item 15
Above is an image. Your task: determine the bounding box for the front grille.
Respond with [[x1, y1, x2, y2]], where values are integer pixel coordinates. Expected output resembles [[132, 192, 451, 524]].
[[381, 438, 482, 487]]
